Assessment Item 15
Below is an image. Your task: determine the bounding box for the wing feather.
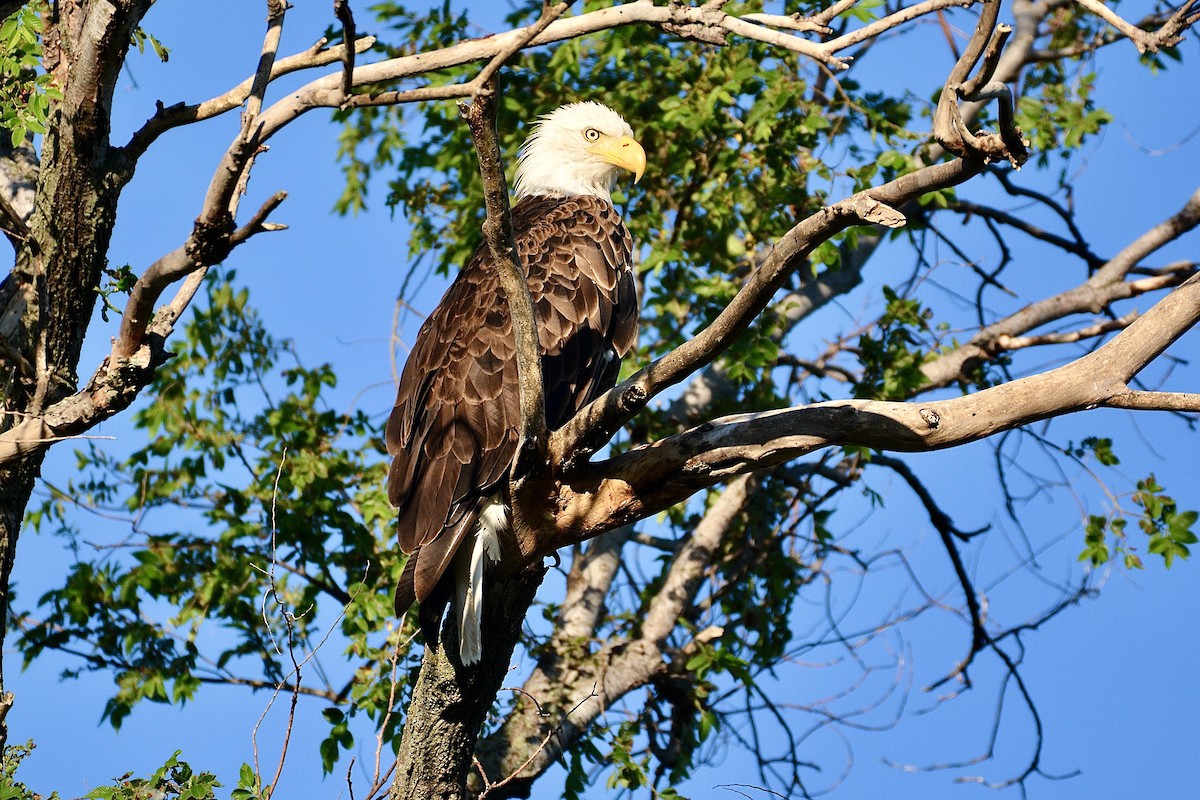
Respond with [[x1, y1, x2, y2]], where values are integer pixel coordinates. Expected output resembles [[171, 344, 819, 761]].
[[387, 193, 637, 629]]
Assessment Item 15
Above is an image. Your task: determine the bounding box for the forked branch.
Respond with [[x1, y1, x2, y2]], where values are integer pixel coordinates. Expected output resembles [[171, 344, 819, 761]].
[[522, 274, 1200, 557], [933, 0, 1029, 166]]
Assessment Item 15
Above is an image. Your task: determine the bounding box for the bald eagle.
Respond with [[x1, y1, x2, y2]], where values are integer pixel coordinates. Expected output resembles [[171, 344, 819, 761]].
[[386, 102, 645, 665]]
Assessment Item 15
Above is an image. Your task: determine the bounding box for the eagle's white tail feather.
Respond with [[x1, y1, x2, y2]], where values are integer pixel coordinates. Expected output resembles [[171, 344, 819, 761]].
[[456, 497, 508, 665]]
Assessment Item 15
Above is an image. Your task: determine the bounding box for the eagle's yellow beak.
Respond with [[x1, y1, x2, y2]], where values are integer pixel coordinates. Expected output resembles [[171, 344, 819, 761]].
[[589, 134, 647, 184]]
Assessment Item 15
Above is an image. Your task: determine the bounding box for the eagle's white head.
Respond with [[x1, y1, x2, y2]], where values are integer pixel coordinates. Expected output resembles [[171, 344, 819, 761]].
[[513, 101, 647, 201]]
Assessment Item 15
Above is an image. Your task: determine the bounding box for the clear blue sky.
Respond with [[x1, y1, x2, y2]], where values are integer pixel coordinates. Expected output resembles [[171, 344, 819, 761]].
[[6, 2, 1198, 798]]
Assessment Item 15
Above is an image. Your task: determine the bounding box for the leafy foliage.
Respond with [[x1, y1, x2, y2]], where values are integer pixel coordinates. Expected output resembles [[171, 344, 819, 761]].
[[79, 752, 218, 800], [853, 287, 933, 400], [1079, 473, 1197, 569], [0, 741, 59, 800], [19, 270, 413, 759], [0, 2, 60, 148]]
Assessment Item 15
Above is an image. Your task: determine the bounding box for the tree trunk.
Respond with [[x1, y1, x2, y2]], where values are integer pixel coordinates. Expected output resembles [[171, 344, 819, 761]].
[[0, 0, 150, 750], [390, 563, 547, 799], [0, 458, 39, 749]]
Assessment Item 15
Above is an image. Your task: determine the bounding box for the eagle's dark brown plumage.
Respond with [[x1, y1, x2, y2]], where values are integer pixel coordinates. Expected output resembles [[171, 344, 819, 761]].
[[385, 102, 645, 664]]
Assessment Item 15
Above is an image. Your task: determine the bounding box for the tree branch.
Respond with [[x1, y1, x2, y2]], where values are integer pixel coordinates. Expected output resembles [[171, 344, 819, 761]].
[[525, 274, 1200, 555], [333, 0, 357, 99], [1102, 390, 1200, 413], [250, 0, 1002, 143], [920, 186, 1200, 389], [459, 86, 547, 481], [1073, 0, 1199, 54], [932, 0, 1029, 166], [550, 157, 984, 469], [121, 35, 378, 160], [945, 199, 1104, 267]]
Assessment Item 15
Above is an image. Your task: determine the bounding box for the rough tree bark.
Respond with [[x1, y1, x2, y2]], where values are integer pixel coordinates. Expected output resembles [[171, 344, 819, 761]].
[[0, 0, 152, 749]]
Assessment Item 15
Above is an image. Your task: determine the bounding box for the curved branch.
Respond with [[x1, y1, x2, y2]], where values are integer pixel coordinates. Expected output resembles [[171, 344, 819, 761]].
[[521, 273, 1200, 556], [551, 157, 983, 468], [250, 0, 998, 143]]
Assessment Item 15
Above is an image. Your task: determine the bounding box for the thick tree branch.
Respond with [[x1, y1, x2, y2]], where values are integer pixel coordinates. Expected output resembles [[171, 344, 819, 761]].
[[250, 0, 998, 141], [524, 274, 1200, 555], [552, 157, 983, 469]]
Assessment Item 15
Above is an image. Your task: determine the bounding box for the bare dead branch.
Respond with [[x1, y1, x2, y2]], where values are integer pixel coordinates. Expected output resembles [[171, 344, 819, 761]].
[[1073, 0, 1199, 53], [822, 0, 976, 51], [740, 10, 832, 34], [253, 0, 1007, 143], [108, 189, 288, 363], [122, 35, 378, 159], [244, 1, 288, 124], [0, 195, 291, 465], [475, 2, 573, 91], [920, 186, 1200, 391], [995, 311, 1139, 350]]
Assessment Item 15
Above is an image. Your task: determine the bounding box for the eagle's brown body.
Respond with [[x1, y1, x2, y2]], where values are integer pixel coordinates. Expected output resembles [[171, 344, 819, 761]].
[[385, 193, 638, 640]]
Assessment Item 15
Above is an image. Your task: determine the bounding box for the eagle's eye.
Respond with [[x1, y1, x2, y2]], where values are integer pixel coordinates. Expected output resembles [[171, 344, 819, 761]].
[[583, 127, 601, 142]]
